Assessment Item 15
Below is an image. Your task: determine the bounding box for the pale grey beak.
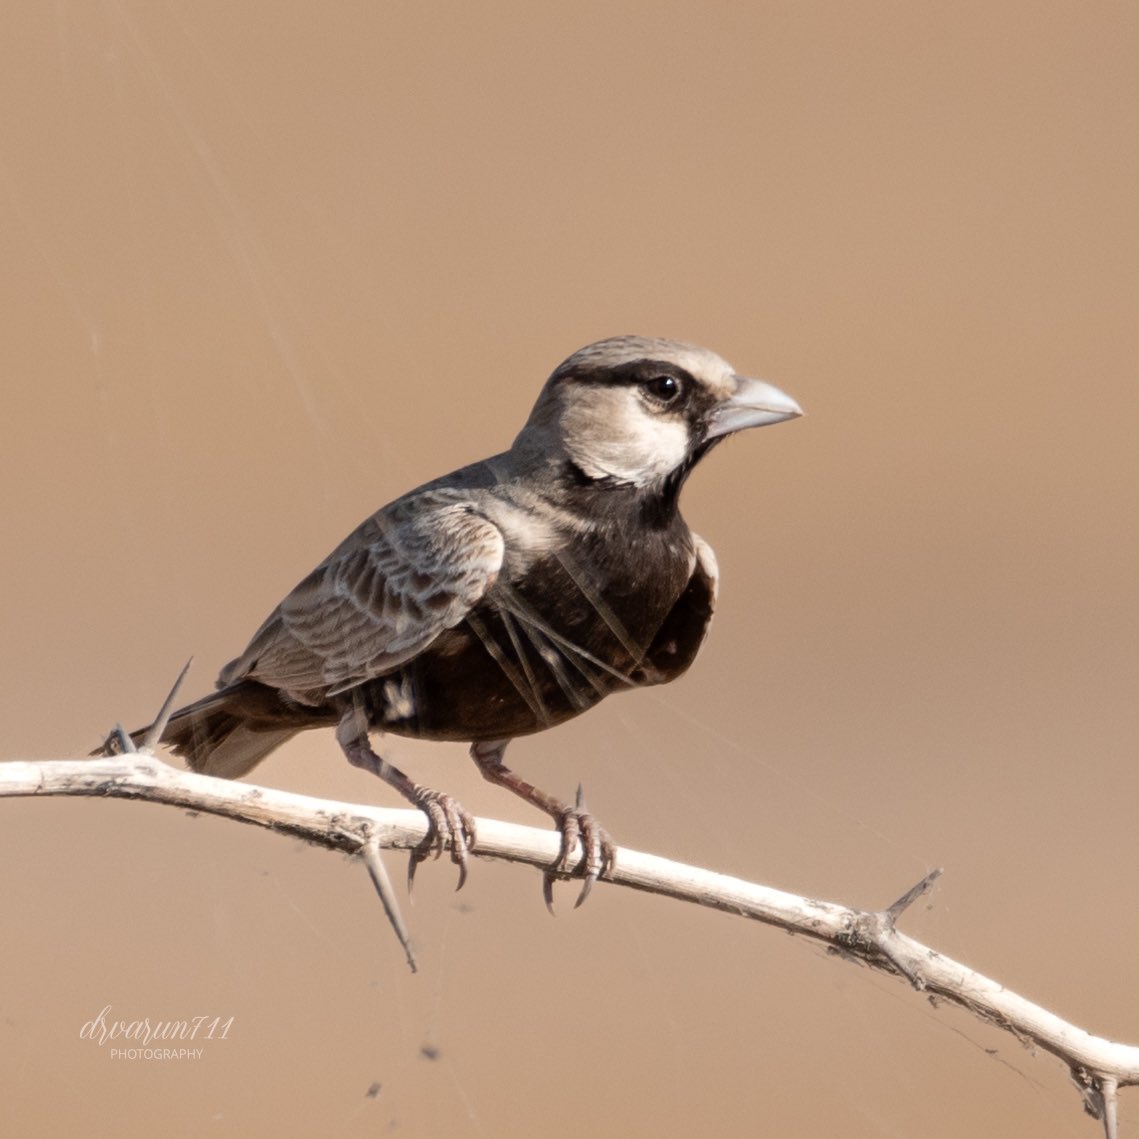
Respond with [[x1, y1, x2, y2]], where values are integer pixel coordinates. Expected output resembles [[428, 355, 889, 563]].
[[705, 375, 803, 439]]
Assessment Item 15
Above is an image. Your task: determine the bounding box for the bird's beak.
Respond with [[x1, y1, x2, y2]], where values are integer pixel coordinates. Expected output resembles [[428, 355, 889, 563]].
[[705, 375, 803, 440]]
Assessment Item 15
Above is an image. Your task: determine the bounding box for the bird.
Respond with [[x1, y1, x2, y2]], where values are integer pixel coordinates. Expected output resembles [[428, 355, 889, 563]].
[[105, 336, 801, 906]]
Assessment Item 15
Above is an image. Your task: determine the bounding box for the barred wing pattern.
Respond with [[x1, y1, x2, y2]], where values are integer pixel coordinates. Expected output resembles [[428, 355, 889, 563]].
[[223, 500, 505, 698]]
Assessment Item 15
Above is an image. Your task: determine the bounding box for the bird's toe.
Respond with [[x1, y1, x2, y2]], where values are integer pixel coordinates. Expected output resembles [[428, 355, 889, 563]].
[[543, 804, 616, 913], [573, 813, 616, 909], [407, 789, 477, 894]]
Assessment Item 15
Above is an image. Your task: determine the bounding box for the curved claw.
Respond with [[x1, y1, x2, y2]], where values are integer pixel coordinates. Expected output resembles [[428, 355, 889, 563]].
[[406, 789, 477, 896], [573, 812, 616, 909], [573, 786, 616, 905], [543, 805, 616, 913]]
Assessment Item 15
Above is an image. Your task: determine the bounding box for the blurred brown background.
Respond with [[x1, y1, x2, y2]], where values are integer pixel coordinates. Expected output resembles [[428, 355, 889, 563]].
[[2, 2, 1137, 1135]]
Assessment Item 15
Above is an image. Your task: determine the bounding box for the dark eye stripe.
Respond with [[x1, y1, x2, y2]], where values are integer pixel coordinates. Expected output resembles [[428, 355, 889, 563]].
[[554, 358, 696, 391]]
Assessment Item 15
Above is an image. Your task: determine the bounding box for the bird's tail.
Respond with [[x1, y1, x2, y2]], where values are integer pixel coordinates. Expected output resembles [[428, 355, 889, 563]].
[[99, 680, 324, 780]]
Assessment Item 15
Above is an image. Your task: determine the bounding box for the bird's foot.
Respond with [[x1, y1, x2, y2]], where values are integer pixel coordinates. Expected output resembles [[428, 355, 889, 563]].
[[407, 788, 477, 894], [543, 786, 616, 913], [336, 716, 478, 895]]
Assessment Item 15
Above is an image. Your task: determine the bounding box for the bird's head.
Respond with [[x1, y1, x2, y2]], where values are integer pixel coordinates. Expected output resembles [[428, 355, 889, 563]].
[[514, 336, 802, 495]]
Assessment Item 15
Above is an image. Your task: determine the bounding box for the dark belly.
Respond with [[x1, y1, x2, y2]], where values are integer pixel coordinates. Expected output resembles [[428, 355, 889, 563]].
[[358, 539, 695, 742], [362, 617, 612, 741]]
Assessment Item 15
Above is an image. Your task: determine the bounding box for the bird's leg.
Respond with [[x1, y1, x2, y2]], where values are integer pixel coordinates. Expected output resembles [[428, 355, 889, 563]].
[[469, 740, 616, 911], [336, 711, 476, 892]]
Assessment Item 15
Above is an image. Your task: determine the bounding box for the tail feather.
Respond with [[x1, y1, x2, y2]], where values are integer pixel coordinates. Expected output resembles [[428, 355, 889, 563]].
[[164, 698, 300, 780], [101, 680, 331, 780]]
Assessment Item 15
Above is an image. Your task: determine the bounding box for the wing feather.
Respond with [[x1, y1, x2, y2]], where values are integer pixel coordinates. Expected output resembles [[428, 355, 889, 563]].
[[220, 498, 505, 698]]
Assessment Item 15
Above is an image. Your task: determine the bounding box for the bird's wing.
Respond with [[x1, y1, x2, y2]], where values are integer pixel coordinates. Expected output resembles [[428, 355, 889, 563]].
[[223, 498, 505, 697], [690, 533, 720, 607], [630, 532, 719, 685]]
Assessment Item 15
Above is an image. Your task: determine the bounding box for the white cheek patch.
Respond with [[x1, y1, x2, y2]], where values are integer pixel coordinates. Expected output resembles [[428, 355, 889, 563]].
[[564, 390, 691, 486]]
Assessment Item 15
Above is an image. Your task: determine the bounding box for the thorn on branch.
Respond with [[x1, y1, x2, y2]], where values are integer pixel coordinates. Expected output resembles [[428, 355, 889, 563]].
[[1073, 1068, 1120, 1139], [111, 723, 137, 754], [360, 836, 418, 974], [885, 867, 943, 924], [833, 870, 945, 991], [140, 658, 193, 752], [1102, 1075, 1120, 1139]]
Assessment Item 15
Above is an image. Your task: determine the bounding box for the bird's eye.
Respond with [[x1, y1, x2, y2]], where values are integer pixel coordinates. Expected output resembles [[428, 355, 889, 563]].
[[642, 375, 682, 404]]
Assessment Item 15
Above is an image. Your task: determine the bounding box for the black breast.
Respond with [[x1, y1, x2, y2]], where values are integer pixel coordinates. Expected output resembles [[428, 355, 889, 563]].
[[359, 508, 699, 742]]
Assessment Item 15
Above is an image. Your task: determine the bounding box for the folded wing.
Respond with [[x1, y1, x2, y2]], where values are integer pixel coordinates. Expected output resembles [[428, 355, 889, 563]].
[[219, 497, 506, 700]]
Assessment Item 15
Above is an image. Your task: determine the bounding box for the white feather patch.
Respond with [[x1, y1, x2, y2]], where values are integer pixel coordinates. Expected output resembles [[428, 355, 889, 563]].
[[561, 388, 691, 486]]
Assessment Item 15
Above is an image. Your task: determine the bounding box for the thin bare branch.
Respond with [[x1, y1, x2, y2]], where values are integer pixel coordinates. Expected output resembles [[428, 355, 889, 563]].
[[1, 753, 1136, 1136]]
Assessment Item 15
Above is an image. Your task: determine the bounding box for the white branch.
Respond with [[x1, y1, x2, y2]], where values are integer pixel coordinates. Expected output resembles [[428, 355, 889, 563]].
[[1, 754, 1135, 1136]]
